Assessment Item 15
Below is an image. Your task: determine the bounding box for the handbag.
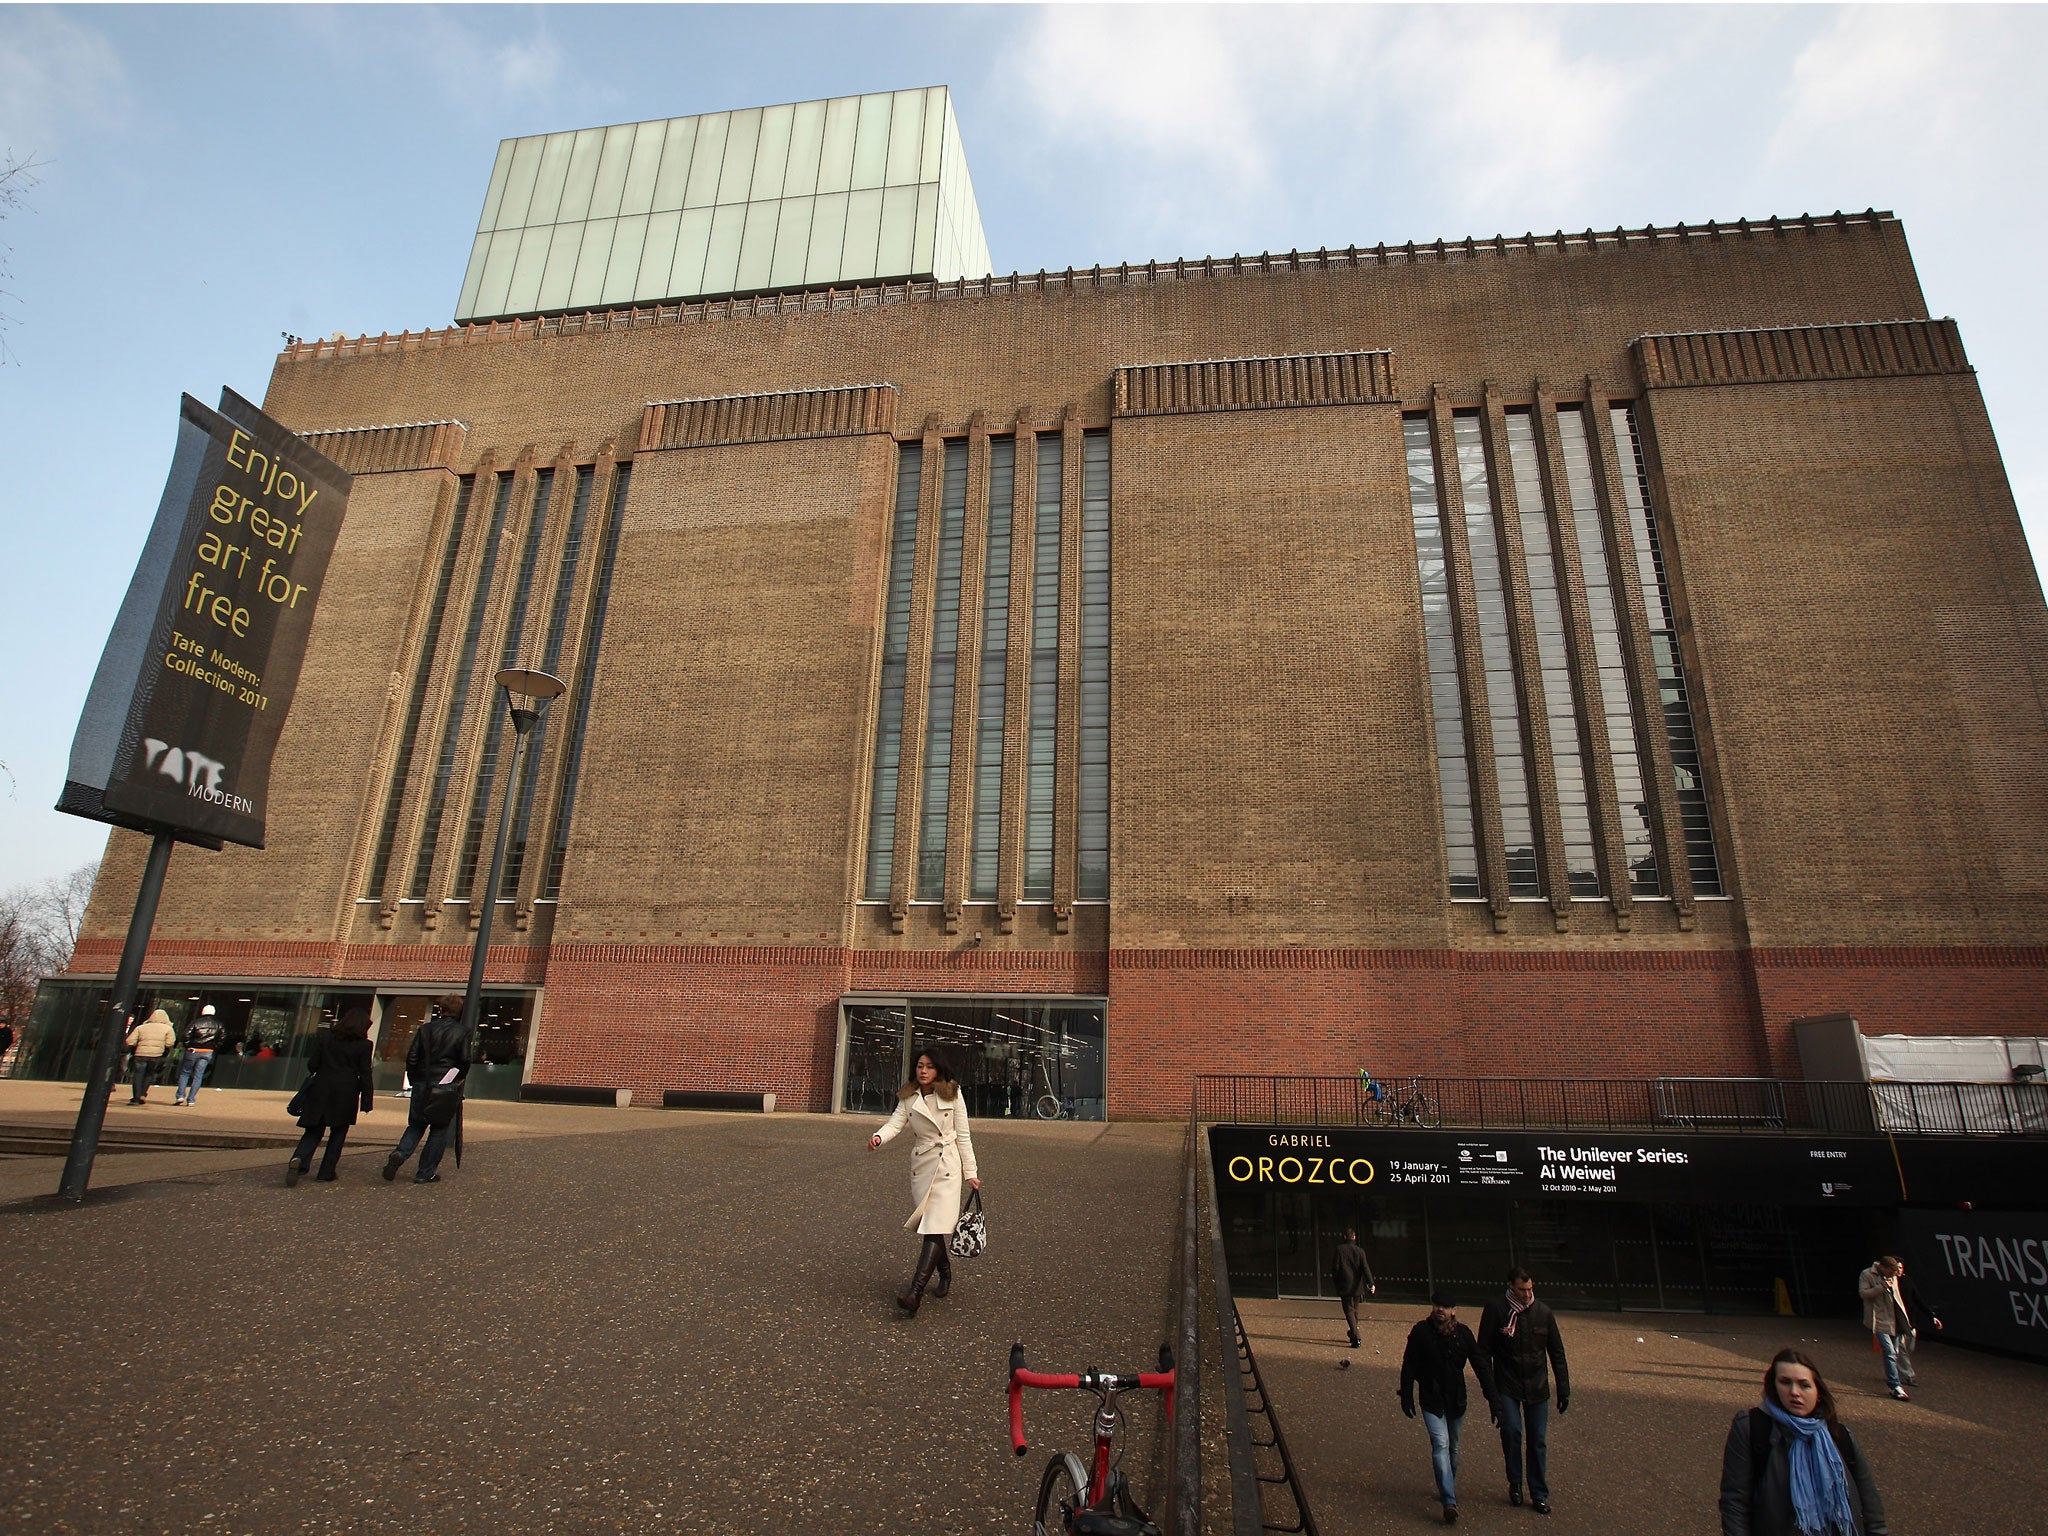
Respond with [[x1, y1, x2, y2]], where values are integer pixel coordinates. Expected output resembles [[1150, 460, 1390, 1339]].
[[950, 1188, 987, 1259], [285, 1073, 315, 1118]]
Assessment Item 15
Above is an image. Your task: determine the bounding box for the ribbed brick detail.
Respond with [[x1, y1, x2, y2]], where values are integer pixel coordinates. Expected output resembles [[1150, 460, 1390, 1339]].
[[296, 419, 468, 474], [1113, 351, 1396, 416], [1634, 319, 1968, 388], [639, 385, 896, 452]]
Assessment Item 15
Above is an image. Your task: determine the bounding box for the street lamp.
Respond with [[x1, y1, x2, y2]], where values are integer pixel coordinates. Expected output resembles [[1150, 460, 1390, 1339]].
[[461, 668, 566, 1035]]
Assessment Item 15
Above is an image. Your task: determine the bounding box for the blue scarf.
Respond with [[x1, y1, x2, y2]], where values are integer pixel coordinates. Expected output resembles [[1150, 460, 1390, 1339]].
[[1760, 1399, 1857, 1536]]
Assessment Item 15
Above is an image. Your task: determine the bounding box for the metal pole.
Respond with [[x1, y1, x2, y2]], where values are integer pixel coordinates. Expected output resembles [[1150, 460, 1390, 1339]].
[[460, 701, 538, 1035], [58, 830, 175, 1203]]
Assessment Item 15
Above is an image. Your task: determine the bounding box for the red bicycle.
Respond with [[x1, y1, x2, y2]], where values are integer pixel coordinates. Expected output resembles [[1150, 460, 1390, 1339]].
[[1009, 1342, 1177, 1536]]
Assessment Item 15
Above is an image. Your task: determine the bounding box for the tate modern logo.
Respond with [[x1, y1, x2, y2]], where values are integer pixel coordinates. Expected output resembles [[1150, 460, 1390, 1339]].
[[142, 738, 254, 815]]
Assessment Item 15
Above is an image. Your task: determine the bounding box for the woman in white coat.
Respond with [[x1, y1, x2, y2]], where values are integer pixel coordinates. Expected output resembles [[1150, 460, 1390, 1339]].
[[869, 1047, 981, 1315]]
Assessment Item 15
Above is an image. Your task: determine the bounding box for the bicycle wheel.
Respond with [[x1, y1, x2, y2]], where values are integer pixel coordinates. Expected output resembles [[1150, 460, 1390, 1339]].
[[1034, 1094, 1065, 1121], [1364, 1094, 1394, 1128], [1034, 1452, 1092, 1536], [1411, 1093, 1441, 1129]]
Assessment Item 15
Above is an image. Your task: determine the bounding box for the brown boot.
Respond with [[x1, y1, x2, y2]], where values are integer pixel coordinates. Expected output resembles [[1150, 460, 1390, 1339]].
[[932, 1244, 953, 1299], [897, 1238, 942, 1315]]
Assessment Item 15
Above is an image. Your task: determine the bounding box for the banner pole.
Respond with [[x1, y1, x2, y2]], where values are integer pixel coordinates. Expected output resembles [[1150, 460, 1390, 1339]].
[[57, 829, 176, 1203]]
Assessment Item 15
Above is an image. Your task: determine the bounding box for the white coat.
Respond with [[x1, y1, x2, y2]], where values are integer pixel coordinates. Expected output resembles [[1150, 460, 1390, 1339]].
[[873, 1082, 979, 1235]]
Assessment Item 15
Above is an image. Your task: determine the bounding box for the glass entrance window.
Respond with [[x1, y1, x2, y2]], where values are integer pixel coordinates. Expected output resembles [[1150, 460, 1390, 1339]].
[[372, 991, 534, 1101], [837, 995, 1108, 1120]]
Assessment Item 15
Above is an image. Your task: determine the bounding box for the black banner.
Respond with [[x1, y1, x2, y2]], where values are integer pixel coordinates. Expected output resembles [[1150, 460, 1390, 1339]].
[[1209, 1125, 1900, 1207], [1896, 1208, 2048, 1361], [60, 389, 349, 848]]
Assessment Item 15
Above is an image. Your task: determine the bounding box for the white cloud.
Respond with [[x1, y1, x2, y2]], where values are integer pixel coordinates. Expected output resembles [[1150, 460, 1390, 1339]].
[[0, 7, 129, 151], [292, 6, 578, 126]]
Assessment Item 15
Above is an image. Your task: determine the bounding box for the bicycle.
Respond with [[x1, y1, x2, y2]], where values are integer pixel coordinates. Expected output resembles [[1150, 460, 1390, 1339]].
[[1009, 1342, 1176, 1536], [1359, 1070, 1441, 1128], [1033, 1058, 1078, 1121]]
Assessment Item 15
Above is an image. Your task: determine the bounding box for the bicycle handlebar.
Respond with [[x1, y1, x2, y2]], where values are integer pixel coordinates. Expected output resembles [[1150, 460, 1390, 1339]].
[[1008, 1343, 1176, 1456]]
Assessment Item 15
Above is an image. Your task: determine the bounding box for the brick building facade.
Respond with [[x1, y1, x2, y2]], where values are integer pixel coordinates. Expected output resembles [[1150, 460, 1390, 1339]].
[[56, 208, 2048, 1118]]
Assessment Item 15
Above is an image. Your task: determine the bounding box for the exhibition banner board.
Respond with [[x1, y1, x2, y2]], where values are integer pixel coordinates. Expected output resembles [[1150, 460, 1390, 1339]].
[[1208, 1125, 1900, 1207], [1897, 1208, 2048, 1361], [59, 389, 350, 848]]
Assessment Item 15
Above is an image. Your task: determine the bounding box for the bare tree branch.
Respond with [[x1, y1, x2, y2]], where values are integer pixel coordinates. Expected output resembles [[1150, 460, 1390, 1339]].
[[1, 149, 49, 367]]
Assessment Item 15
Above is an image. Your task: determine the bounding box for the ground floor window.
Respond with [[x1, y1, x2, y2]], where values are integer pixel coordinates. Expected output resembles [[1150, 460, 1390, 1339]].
[[837, 994, 1107, 1121], [1217, 1183, 1885, 1316], [15, 979, 535, 1102]]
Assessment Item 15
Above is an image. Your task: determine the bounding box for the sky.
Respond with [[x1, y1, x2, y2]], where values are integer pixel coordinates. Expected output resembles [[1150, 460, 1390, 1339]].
[[3, 3, 2045, 891]]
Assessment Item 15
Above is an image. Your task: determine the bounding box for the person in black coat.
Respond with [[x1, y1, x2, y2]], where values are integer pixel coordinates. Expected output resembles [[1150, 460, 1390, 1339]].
[[382, 995, 471, 1185], [286, 1008, 375, 1184], [1476, 1267, 1570, 1516], [1331, 1228, 1377, 1348], [1399, 1292, 1498, 1524], [1720, 1348, 1887, 1536]]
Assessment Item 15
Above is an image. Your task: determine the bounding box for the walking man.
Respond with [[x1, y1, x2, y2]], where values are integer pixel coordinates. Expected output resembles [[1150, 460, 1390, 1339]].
[[123, 1007, 178, 1104], [1478, 1266, 1569, 1516], [172, 1005, 223, 1104], [1399, 1291, 1496, 1525], [382, 995, 470, 1184], [1332, 1227, 1377, 1348], [1859, 1254, 1941, 1400]]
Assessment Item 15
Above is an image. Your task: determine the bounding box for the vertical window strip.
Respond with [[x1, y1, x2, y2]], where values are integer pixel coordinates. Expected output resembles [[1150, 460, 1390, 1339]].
[[1407, 417, 1481, 897], [410, 471, 514, 900], [1555, 408, 1659, 893], [969, 439, 1015, 900], [458, 468, 555, 894], [915, 443, 970, 899], [1023, 434, 1062, 900], [505, 466, 595, 896], [1456, 413, 1543, 897], [1505, 412, 1600, 897], [543, 465, 632, 900], [366, 476, 475, 897], [1076, 431, 1110, 900], [1611, 405, 1723, 895], [863, 444, 922, 898]]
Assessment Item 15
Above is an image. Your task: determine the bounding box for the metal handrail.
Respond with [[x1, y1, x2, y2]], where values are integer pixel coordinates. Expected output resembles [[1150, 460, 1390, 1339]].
[[1192, 1074, 2048, 1138]]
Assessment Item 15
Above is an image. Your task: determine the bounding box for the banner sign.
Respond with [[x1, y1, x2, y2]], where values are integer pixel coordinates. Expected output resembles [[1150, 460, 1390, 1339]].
[[1209, 1125, 1900, 1207], [1897, 1208, 2048, 1362], [59, 389, 349, 848]]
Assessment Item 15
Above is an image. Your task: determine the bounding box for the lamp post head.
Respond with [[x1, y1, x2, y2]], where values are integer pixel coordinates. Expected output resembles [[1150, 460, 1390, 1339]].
[[496, 668, 566, 735]]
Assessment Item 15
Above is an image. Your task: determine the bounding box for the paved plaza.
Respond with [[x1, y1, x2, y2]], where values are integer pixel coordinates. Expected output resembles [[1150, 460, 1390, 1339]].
[[4, 1082, 2046, 1533]]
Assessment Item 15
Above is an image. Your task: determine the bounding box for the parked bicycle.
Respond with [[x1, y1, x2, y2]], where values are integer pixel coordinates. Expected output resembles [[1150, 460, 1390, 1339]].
[[1009, 1342, 1176, 1536], [1034, 1058, 1079, 1121], [1359, 1070, 1441, 1128]]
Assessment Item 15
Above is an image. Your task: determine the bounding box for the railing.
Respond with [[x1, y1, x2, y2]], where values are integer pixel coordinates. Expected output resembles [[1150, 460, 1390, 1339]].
[[1193, 1074, 2048, 1138]]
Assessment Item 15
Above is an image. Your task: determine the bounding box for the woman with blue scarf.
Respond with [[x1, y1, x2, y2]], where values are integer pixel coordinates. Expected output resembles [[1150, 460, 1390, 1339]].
[[1720, 1349, 1888, 1536]]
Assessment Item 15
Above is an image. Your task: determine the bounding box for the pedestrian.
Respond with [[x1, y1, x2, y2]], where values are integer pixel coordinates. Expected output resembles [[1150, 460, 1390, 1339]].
[[171, 1005, 223, 1105], [1857, 1255, 1941, 1400], [1399, 1290, 1497, 1525], [382, 995, 470, 1185], [1719, 1347, 1888, 1536], [0, 1020, 16, 1071], [123, 1007, 178, 1104], [867, 1045, 980, 1316], [1477, 1266, 1569, 1516], [1332, 1226, 1377, 1348], [285, 1006, 375, 1184]]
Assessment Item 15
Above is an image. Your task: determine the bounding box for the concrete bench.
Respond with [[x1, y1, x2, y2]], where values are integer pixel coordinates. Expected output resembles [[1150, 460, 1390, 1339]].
[[661, 1090, 776, 1113]]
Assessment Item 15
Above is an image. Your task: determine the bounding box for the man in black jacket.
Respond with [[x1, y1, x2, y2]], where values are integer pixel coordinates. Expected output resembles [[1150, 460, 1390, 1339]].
[[381, 995, 470, 1184], [1477, 1267, 1569, 1516], [1331, 1228, 1377, 1348], [1399, 1292, 1496, 1525]]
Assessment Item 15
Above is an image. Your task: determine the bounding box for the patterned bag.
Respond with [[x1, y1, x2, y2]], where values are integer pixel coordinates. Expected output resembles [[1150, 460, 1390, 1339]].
[[950, 1188, 987, 1258]]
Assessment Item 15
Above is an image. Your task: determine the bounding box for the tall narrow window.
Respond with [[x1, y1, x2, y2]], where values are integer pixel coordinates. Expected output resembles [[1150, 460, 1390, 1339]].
[[1555, 408, 1659, 893], [505, 465, 595, 896], [458, 467, 554, 895], [1611, 405, 1723, 896], [969, 439, 1015, 900], [1505, 411, 1599, 897], [915, 443, 969, 899], [1456, 413, 1542, 897], [1407, 416, 1481, 897], [365, 475, 474, 897], [1023, 434, 1062, 900], [1076, 431, 1109, 899], [411, 471, 514, 900], [863, 444, 922, 898], [543, 464, 631, 900]]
